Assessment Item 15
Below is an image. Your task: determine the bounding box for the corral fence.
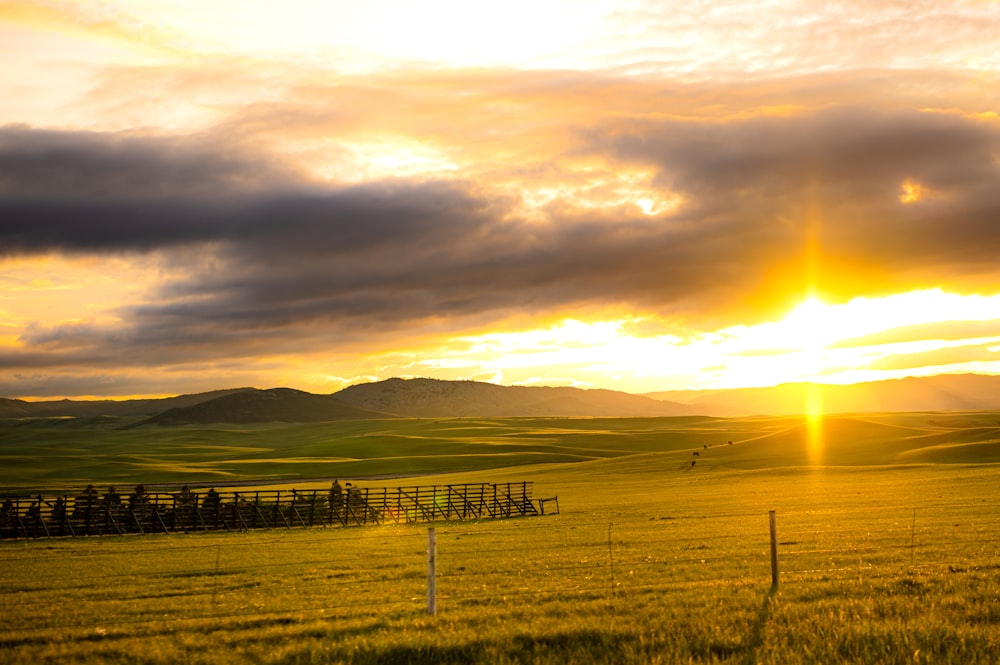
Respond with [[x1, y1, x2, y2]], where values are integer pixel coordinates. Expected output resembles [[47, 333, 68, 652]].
[[0, 481, 560, 539]]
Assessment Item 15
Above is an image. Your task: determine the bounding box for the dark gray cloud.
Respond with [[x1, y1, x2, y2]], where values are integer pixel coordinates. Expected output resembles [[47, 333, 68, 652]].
[[0, 125, 298, 199], [3, 108, 1000, 378], [0, 126, 728, 327], [589, 107, 1000, 286], [0, 125, 300, 253]]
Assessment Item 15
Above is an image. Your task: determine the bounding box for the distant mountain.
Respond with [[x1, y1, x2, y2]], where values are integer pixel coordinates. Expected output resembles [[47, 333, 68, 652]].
[[0, 398, 33, 419], [645, 373, 1000, 416], [332, 377, 692, 417], [6, 373, 1000, 424], [0, 388, 255, 420], [132, 388, 394, 426]]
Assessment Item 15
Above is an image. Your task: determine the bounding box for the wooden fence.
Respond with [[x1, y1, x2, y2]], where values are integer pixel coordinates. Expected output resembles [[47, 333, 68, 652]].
[[0, 481, 559, 539]]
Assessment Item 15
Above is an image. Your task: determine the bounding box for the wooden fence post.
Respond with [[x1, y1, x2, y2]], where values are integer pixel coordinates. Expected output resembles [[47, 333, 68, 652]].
[[427, 527, 437, 615], [769, 510, 779, 589]]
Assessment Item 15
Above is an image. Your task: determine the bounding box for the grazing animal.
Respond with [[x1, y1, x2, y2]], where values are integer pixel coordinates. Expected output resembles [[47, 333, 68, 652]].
[[691, 460, 696, 467], [693, 451, 700, 457]]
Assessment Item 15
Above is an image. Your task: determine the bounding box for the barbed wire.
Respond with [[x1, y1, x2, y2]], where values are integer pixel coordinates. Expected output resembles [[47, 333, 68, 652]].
[[2, 501, 997, 643]]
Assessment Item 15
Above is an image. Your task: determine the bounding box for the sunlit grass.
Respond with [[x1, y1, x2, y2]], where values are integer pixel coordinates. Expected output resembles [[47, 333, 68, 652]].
[[6, 411, 1000, 490], [1, 414, 999, 662], [1, 458, 998, 663], [0, 416, 741, 488]]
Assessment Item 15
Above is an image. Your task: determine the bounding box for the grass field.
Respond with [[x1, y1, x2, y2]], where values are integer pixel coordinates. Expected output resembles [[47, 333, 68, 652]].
[[1, 412, 999, 663], [3, 410, 1000, 490]]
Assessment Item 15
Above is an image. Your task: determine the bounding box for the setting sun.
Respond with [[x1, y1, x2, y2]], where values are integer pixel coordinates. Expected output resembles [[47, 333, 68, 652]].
[[384, 289, 1000, 397], [2, 1, 1000, 401]]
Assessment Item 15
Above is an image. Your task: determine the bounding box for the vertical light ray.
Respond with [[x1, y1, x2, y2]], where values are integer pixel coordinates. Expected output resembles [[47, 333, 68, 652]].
[[805, 383, 824, 466], [803, 180, 824, 464]]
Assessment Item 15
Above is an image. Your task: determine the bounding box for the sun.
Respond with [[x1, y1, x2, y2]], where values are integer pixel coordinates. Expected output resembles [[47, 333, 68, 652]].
[[402, 288, 1000, 403], [761, 289, 1000, 465]]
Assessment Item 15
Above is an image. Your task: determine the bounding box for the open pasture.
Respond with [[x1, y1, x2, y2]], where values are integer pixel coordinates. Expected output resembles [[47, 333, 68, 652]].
[[0, 415, 753, 489], [3, 410, 1000, 489], [1, 412, 999, 663]]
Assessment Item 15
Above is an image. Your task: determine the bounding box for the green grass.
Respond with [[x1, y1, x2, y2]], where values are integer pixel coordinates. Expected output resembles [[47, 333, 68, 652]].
[[2, 460, 999, 663], [1, 413, 999, 663], [3, 411, 1000, 490]]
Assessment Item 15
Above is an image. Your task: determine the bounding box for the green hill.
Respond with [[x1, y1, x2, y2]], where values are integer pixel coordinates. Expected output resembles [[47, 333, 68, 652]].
[[333, 377, 692, 417], [132, 388, 394, 426], [3, 411, 1000, 490]]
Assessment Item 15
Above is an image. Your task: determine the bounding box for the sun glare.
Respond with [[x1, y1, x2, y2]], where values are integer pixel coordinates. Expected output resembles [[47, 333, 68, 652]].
[[773, 296, 828, 351], [899, 178, 924, 204], [805, 382, 824, 465], [409, 289, 1000, 398]]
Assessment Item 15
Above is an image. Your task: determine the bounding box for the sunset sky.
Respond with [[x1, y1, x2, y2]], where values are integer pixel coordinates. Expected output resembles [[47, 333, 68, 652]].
[[2, 0, 1000, 400]]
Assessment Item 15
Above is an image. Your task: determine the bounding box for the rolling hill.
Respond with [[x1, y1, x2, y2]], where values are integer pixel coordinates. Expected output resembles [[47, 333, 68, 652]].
[[646, 373, 1000, 416], [0, 388, 255, 420], [131, 388, 393, 426], [4, 380, 694, 425], [6, 374, 1000, 425], [332, 377, 691, 418]]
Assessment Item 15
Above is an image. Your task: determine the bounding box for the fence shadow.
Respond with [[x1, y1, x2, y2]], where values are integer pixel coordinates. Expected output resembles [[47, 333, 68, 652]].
[[741, 587, 777, 665]]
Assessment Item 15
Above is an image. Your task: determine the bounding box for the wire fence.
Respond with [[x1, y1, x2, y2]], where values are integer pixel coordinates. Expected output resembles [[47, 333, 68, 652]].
[[1, 498, 997, 645]]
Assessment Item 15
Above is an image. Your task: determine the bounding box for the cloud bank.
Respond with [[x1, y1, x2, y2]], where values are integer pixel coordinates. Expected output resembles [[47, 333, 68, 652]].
[[3, 0, 1000, 397], [3, 108, 999, 361]]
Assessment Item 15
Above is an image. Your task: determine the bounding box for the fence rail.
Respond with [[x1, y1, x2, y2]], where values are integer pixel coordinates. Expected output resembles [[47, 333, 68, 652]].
[[0, 481, 558, 539]]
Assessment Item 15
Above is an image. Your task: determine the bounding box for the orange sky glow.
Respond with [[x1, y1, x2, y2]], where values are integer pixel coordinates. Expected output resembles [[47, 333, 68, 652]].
[[2, 0, 1000, 400]]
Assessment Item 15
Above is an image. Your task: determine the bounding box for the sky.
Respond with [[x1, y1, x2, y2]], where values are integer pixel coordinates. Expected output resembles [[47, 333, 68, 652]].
[[1, 0, 1000, 400]]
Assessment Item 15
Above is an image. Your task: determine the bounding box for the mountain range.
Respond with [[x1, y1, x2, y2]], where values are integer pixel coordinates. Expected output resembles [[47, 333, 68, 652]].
[[3, 374, 1000, 425], [646, 373, 1000, 416]]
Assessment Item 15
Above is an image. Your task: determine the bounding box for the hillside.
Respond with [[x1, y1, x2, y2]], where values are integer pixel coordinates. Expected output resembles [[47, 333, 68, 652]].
[[2, 380, 694, 424], [332, 378, 692, 417], [0, 388, 255, 419], [133, 388, 393, 426], [7, 374, 1000, 424], [697, 416, 928, 468], [646, 374, 1000, 416], [3, 410, 999, 489]]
